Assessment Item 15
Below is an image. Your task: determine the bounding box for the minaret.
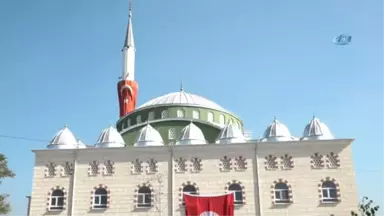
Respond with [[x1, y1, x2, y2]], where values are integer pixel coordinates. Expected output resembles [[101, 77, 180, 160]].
[[118, 1, 139, 118]]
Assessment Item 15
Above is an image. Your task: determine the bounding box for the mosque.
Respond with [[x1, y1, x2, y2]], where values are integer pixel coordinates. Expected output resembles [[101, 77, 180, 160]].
[[28, 4, 359, 216]]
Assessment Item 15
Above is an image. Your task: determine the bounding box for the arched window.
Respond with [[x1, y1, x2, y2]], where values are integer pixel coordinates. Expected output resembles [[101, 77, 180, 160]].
[[228, 184, 243, 205], [137, 186, 151, 208], [182, 185, 197, 205], [49, 189, 64, 210], [219, 115, 225, 125], [321, 181, 337, 202], [192, 110, 200, 119], [168, 128, 176, 140], [136, 115, 142, 124], [177, 109, 185, 118], [93, 188, 108, 209], [148, 111, 155, 120], [207, 112, 214, 122], [274, 183, 289, 203], [161, 110, 168, 119]]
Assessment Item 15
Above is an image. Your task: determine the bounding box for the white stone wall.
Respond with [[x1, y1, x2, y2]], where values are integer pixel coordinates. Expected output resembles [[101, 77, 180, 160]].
[[172, 144, 259, 216], [257, 140, 358, 216], [29, 140, 357, 216], [30, 151, 74, 216]]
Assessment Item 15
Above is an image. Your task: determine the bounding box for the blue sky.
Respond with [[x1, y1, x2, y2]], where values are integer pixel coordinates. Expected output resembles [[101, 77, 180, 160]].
[[0, 0, 382, 215]]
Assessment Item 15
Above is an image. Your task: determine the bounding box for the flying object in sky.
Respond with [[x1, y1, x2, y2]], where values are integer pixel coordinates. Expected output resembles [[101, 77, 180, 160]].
[[333, 34, 352, 45]]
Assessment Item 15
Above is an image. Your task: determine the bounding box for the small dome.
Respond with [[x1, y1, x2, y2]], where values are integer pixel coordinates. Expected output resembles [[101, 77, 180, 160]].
[[137, 90, 228, 112], [260, 118, 298, 142], [47, 125, 77, 149], [215, 122, 246, 144], [176, 122, 207, 145], [301, 116, 334, 140], [95, 126, 125, 148], [134, 124, 164, 147], [76, 139, 87, 149]]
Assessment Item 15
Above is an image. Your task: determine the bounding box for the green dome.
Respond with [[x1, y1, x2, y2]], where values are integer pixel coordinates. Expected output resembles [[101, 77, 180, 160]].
[[116, 90, 243, 145]]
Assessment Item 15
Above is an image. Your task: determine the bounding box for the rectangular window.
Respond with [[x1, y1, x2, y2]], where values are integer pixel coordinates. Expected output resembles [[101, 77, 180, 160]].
[[322, 188, 337, 202], [275, 190, 289, 203], [137, 193, 151, 207], [93, 195, 107, 209], [207, 112, 214, 122], [168, 128, 176, 140], [148, 112, 155, 120], [232, 191, 243, 204], [50, 196, 64, 210]]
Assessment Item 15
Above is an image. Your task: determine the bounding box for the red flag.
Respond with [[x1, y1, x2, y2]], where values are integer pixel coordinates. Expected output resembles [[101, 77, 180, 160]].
[[184, 193, 234, 216]]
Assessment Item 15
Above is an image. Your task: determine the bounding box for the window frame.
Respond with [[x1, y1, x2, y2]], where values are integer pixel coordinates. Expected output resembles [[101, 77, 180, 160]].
[[321, 181, 338, 203], [49, 190, 65, 211], [207, 112, 214, 122], [168, 128, 176, 140], [137, 187, 152, 208], [274, 183, 290, 204], [161, 110, 168, 119], [136, 115, 142, 124], [192, 110, 200, 119], [228, 184, 243, 205], [176, 109, 185, 118], [93, 188, 108, 209], [148, 111, 155, 120]]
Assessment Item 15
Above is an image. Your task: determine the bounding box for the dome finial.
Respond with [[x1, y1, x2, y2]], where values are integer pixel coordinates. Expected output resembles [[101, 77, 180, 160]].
[[273, 116, 277, 121], [312, 112, 316, 119], [260, 119, 298, 142], [180, 79, 184, 92], [64, 124, 68, 128]]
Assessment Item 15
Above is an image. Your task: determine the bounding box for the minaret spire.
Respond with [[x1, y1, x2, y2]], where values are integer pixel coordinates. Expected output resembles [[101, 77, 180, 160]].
[[122, 0, 136, 80], [117, 0, 139, 118], [123, 1, 135, 49]]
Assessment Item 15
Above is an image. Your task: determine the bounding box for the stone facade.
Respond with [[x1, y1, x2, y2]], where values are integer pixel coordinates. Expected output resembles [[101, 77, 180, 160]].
[[29, 139, 358, 216]]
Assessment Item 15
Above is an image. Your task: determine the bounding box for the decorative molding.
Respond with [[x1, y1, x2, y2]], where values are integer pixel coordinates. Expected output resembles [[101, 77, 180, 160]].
[[102, 160, 115, 176], [270, 179, 293, 205], [264, 155, 278, 170], [219, 156, 232, 172], [146, 159, 158, 173], [310, 153, 324, 169], [280, 154, 294, 170], [234, 156, 247, 171], [44, 162, 56, 177], [190, 157, 202, 172], [88, 161, 100, 176], [131, 159, 143, 174], [325, 152, 340, 168], [318, 177, 341, 203], [46, 186, 67, 211], [60, 162, 73, 177], [134, 183, 154, 208], [90, 184, 111, 209], [174, 157, 187, 173], [225, 180, 246, 205]]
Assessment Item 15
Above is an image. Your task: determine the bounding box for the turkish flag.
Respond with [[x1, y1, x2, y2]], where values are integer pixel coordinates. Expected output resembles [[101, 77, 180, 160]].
[[184, 193, 234, 216]]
